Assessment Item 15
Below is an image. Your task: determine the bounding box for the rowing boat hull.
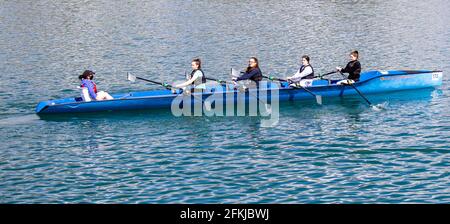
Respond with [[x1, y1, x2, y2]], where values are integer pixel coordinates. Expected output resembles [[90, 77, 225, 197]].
[[35, 70, 443, 114]]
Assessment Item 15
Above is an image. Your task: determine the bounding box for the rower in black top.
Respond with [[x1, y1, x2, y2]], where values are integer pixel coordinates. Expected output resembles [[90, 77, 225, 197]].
[[233, 57, 263, 83], [336, 50, 361, 85]]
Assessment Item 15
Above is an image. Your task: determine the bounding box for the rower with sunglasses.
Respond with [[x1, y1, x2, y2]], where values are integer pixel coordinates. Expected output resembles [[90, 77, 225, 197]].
[[232, 57, 263, 85]]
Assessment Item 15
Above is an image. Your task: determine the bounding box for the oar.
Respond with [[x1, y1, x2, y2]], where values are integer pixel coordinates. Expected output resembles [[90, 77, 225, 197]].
[[127, 72, 211, 110], [127, 72, 173, 90], [262, 75, 322, 105], [318, 71, 337, 78], [248, 89, 272, 114], [268, 71, 336, 80], [206, 77, 231, 85], [338, 71, 372, 106], [231, 68, 241, 78]]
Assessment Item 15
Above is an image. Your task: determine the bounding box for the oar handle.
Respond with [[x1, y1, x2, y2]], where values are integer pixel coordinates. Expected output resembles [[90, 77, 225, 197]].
[[162, 83, 173, 89]]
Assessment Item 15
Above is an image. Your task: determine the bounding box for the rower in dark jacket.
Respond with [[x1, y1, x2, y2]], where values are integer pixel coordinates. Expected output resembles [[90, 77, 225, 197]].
[[233, 57, 263, 83], [336, 50, 361, 85]]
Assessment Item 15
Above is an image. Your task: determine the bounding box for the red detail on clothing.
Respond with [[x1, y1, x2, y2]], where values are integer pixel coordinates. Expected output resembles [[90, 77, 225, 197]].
[[80, 81, 97, 93], [93, 82, 98, 93]]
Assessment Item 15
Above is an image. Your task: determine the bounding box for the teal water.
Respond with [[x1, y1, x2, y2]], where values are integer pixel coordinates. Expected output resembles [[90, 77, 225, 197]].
[[0, 0, 449, 203]]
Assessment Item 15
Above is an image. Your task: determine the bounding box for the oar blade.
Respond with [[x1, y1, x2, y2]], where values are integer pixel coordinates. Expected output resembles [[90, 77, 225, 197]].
[[204, 101, 212, 111], [265, 103, 272, 114], [127, 72, 136, 82], [231, 68, 240, 77], [316, 95, 323, 105]]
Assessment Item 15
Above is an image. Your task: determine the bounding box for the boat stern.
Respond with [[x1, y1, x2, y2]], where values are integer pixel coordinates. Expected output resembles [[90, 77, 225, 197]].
[[35, 100, 53, 114]]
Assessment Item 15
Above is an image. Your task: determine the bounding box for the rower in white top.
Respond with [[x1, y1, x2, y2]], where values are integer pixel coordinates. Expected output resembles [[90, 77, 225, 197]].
[[173, 58, 206, 93], [285, 55, 315, 87]]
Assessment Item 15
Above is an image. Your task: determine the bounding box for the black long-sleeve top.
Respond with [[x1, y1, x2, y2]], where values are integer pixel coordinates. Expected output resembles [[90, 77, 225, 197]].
[[236, 67, 263, 82], [341, 60, 362, 81]]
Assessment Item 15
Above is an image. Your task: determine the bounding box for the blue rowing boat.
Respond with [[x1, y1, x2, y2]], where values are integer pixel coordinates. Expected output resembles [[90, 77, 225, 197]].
[[35, 70, 443, 114]]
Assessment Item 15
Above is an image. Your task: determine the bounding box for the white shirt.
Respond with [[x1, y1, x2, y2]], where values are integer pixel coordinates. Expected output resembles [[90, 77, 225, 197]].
[[290, 66, 313, 83], [176, 70, 204, 88]]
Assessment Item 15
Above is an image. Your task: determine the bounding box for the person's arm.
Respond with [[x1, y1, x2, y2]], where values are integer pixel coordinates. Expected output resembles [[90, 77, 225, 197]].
[[340, 62, 351, 73], [82, 80, 97, 99], [337, 61, 351, 73], [289, 67, 313, 82], [353, 61, 361, 75], [286, 69, 300, 81], [175, 71, 201, 88], [236, 69, 258, 81]]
